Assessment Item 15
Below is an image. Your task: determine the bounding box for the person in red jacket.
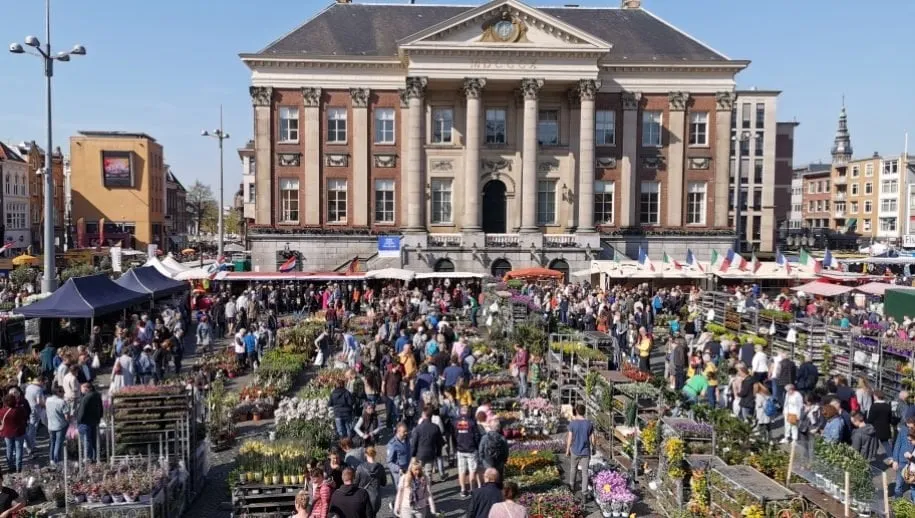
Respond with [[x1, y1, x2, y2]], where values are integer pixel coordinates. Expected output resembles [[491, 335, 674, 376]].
[[0, 392, 29, 473]]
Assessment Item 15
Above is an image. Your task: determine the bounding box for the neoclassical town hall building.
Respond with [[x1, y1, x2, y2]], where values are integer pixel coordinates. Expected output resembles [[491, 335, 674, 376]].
[[241, 0, 778, 275]]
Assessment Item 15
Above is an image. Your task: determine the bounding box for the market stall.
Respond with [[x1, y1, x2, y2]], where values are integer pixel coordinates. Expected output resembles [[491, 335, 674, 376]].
[[114, 266, 190, 299], [16, 274, 149, 319]]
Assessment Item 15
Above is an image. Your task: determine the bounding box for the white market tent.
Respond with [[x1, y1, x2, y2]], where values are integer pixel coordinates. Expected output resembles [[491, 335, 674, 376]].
[[414, 272, 484, 279], [162, 255, 190, 272], [790, 281, 854, 297], [714, 261, 819, 280], [174, 267, 212, 281], [144, 256, 178, 278], [855, 281, 893, 296], [364, 268, 415, 282]]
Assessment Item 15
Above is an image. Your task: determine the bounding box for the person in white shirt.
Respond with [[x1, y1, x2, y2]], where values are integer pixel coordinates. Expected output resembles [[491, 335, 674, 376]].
[[225, 299, 237, 336], [751, 344, 769, 384], [782, 384, 804, 443], [234, 329, 247, 369]]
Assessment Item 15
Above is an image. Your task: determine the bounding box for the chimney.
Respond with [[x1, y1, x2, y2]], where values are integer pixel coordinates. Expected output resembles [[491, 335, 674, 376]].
[[621, 0, 641, 8], [336, 0, 352, 4]]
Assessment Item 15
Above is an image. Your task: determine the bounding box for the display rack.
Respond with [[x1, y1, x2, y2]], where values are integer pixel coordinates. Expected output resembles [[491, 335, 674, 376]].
[[231, 483, 303, 517], [705, 457, 797, 518], [608, 381, 662, 473]]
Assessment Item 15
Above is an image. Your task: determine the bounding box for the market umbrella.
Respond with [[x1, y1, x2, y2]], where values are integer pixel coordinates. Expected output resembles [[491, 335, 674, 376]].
[[181, 248, 196, 255], [12, 254, 37, 266]]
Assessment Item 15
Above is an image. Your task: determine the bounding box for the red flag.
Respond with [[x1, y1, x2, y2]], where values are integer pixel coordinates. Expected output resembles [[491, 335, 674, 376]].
[[346, 257, 359, 273]]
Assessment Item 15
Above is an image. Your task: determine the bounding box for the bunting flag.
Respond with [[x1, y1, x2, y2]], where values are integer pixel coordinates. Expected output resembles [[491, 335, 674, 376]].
[[729, 248, 749, 271], [799, 248, 822, 273], [709, 249, 721, 271], [612, 249, 628, 262], [662, 252, 682, 270], [776, 249, 792, 274], [718, 248, 733, 272], [823, 248, 834, 269], [638, 247, 655, 272], [346, 257, 360, 273], [685, 249, 704, 272], [750, 251, 762, 274], [278, 255, 297, 272]]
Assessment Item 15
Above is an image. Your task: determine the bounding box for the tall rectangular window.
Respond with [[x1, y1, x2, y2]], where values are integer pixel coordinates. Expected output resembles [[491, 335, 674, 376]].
[[430, 179, 453, 224], [639, 181, 660, 225], [884, 159, 899, 175], [374, 179, 395, 223], [538, 110, 559, 146], [595, 110, 615, 146], [278, 107, 299, 143], [851, 165, 860, 177], [865, 163, 874, 176], [327, 107, 347, 143], [850, 201, 858, 213], [752, 215, 762, 240], [432, 108, 453, 144], [753, 187, 763, 210], [279, 179, 299, 223], [741, 103, 751, 128], [865, 182, 873, 195], [864, 200, 873, 213], [327, 179, 347, 223], [754, 159, 764, 183], [642, 111, 662, 147], [248, 183, 255, 203], [686, 181, 706, 225], [594, 181, 614, 224], [374, 108, 395, 144], [688, 112, 708, 146], [882, 179, 898, 194], [536, 180, 556, 225], [881, 199, 898, 212], [851, 183, 859, 195], [755, 103, 765, 128], [485, 108, 506, 144], [755, 132, 764, 156]]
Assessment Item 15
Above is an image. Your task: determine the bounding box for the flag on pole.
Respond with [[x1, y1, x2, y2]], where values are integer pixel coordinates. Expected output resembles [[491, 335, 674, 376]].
[[799, 248, 822, 273], [709, 249, 721, 271], [346, 257, 360, 273], [823, 248, 834, 269], [750, 251, 762, 274], [728, 249, 749, 271], [777, 249, 793, 275], [685, 249, 704, 272], [662, 252, 682, 270], [613, 249, 628, 263], [638, 247, 655, 272], [719, 249, 733, 272], [278, 255, 297, 272]]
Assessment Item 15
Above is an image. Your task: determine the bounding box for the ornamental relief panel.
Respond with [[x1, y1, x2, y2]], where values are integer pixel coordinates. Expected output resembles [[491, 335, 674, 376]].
[[325, 154, 349, 167], [374, 154, 397, 168], [688, 157, 711, 170]]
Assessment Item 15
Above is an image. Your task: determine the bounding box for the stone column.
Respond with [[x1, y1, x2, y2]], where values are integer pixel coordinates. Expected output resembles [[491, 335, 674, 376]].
[[567, 88, 581, 229], [520, 78, 544, 233], [462, 78, 486, 232], [302, 87, 322, 225], [714, 91, 736, 227], [619, 91, 641, 227], [398, 90, 409, 227], [577, 79, 600, 233], [351, 88, 370, 226], [666, 91, 689, 227], [250, 86, 274, 225], [404, 77, 427, 232]]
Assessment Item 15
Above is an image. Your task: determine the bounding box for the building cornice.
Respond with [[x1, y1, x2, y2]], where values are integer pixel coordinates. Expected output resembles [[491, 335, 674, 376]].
[[602, 61, 749, 73], [240, 54, 404, 70]]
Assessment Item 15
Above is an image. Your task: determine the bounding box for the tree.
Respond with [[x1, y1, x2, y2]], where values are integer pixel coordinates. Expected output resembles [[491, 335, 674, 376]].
[[223, 209, 241, 236], [187, 181, 216, 235]]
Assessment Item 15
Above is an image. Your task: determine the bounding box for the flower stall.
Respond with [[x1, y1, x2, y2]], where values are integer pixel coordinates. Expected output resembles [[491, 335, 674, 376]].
[[688, 455, 797, 518], [273, 368, 343, 451], [232, 440, 318, 517], [519, 488, 585, 518], [591, 464, 638, 517], [605, 381, 662, 470], [205, 379, 236, 451], [660, 417, 715, 455], [67, 458, 184, 518], [790, 439, 878, 517]]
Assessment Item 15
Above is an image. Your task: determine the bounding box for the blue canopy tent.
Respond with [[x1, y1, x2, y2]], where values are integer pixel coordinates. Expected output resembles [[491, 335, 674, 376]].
[[115, 266, 189, 299], [17, 274, 149, 318]]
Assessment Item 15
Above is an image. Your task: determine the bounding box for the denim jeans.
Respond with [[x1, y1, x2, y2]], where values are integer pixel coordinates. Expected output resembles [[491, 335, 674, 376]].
[[385, 396, 400, 427], [517, 371, 528, 398], [26, 418, 39, 452], [78, 424, 98, 462], [707, 386, 718, 408], [896, 469, 915, 500], [4, 436, 23, 472], [334, 417, 352, 438], [49, 429, 65, 464]]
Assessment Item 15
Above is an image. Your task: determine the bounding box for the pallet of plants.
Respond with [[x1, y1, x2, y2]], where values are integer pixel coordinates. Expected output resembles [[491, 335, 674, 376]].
[[506, 449, 561, 493], [232, 440, 314, 517], [804, 439, 875, 516], [470, 375, 516, 400], [275, 318, 325, 358], [233, 383, 280, 422], [254, 349, 309, 395], [519, 488, 585, 518], [69, 459, 173, 517], [205, 378, 237, 451], [110, 384, 193, 458], [548, 340, 608, 376], [196, 348, 239, 379], [660, 417, 714, 455], [654, 436, 689, 516], [705, 458, 796, 518], [590, 462, 637, 518]]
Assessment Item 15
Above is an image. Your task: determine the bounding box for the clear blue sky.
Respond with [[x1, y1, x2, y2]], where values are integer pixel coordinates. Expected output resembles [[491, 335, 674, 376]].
[[1, 0, 913, 203]]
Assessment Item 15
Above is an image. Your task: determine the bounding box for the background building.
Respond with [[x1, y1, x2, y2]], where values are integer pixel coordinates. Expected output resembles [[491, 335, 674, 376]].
[[240, 0, 775, 273], [790, 163, 829, 231], [165, 167, 189, 252], [69, 131, 166, 249], [239, 140, 256, 225], [802, 168, 831, 229], [0, 142, 31, 255], [18, 142, 65, 252]]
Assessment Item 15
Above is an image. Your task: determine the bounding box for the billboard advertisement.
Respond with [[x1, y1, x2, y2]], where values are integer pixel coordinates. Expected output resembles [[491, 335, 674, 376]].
[[101, 151, 134, 188]]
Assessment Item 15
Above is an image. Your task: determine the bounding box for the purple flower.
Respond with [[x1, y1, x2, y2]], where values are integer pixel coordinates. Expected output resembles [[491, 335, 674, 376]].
[[591, 469, 632, 503]]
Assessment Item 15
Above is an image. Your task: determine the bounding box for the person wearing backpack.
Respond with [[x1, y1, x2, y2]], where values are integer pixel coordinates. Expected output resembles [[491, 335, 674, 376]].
[[566, 403, 594, 502], [478, 418, 509, 481], [755, 383, 774, 442]]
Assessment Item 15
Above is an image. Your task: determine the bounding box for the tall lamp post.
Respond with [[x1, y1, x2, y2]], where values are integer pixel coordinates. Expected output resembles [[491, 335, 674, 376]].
[[732, 130, 752, 254], [202, 106, 230, 261], [9, 0, 85, 293]]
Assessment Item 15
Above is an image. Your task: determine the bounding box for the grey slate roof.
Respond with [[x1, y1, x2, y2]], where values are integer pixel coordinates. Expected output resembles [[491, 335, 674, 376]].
[[253, 3, 727, 62]]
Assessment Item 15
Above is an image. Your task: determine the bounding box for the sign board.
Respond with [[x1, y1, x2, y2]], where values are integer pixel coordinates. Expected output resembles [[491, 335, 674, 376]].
[[110, 247, 122, 273], [377, 236, 401, 258], [147, 244, 158, 257], [904, 235, 915, 248]]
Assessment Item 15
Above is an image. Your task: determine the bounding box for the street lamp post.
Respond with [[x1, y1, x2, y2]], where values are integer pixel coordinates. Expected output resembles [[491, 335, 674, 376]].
[[9, 0, 85, 293], [202, 106, 230, 261], [732, 130, 752, 254]]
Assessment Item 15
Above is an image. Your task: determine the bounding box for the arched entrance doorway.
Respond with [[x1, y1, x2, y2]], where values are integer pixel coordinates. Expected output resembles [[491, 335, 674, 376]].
[[482, 180, 507, 234], [548, 259, 570, 283], [491, 258, 512, 279], [434, 258, 455, 273]]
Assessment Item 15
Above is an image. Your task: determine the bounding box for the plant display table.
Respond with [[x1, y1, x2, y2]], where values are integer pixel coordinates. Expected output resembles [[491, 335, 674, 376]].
[[231, 483, 303, 517]]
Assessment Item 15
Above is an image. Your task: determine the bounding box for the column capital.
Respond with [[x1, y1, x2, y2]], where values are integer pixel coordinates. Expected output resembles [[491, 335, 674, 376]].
[[462, 78, 487, 99], [621, 91, 642, 111], [520, 78, 544, 101], [350, 88, 370, 108], [398, 89, 409, 109], [404, 77, 428, 100], [668, 91, 690, 111], [249, 86, 274, 107], [302, 87, 322, 108], [579, 79, 602, 102], [715, 91, 737, 111]]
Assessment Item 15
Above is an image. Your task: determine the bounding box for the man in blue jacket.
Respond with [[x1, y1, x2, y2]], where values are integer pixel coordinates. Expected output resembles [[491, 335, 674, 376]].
[[893, 416, 915, 500], [385, 423, 411, 493]]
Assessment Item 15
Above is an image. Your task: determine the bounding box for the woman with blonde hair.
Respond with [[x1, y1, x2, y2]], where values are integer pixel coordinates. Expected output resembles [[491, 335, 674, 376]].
[[394, 458, 437, 518], [855, 376, 873, 415], [291, 489, 308, 518]]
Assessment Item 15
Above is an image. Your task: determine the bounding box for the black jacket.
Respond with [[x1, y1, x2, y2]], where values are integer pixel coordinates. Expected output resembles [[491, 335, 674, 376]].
[[795, 362, 818, 392], [851, 424, 880, 462], [775, 359, 796, 387], [329, 483, 374, 518], [410, 420, 444, 463], [867, 401, 893, 441], [737, 376, 755, 410], [329, 388, 355, 419], [469, 482, 503, 518], [76, 390, 104, 426], [454, 415, 482, 454], [355, 461, 387, 513]]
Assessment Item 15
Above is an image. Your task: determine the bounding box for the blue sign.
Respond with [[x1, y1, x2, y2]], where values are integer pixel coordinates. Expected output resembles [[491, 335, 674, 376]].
[[378, 236, 401, 258]]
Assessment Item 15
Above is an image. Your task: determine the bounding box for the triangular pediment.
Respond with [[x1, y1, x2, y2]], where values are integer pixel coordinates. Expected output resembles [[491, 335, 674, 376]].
[[398, 0, 611, 52]]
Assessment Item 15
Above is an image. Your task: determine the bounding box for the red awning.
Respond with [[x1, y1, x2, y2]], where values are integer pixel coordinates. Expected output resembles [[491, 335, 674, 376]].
[[503, 267, 565, 281], [790, 281, 853, 297], [855, 281, 892, 296]]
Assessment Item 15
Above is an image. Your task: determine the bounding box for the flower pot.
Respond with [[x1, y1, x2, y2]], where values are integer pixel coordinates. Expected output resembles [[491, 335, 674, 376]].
[[239, 473, 248, 484], [253, 472, 262, 482], [112, 494, 125, 503], [124, 493, 137, 503], [253, 413, 261, 423], [140, 494, 151, 504], [102, 494, 113, 504], [272, 475, 281, 485], [283, 475, 292, 485]]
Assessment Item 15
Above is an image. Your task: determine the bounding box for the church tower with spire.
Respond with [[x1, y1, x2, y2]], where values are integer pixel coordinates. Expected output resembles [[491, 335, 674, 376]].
[[831, 102, 853, 166]]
